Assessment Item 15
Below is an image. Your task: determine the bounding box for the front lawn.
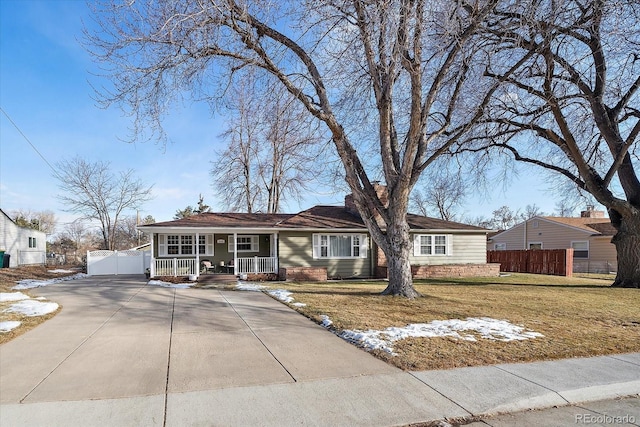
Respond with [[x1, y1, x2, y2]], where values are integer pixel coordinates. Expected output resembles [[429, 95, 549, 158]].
[[0, 266, 75, 344], [265, 273, 640, 370]]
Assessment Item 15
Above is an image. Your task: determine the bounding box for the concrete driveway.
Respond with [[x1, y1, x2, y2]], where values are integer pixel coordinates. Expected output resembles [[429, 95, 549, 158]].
[[0, 276, 464, 426], [2, 276, 639, 427]]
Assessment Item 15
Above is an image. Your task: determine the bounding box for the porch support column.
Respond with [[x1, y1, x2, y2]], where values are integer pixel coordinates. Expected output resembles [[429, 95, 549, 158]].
[[195, 232, 200, 278], [272, 232, 279, 274], [150, 233, 156, 278], [233, 232, 238, 276]]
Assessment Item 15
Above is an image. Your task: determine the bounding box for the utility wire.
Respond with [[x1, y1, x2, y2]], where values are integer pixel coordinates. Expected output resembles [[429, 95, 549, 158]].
[[1, 106, 61, 179]]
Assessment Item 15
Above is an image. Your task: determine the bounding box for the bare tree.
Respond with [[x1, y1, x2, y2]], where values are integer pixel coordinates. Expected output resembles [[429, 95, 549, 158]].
[[60, 219, 90, 262], [554, 201, 576, 217], [212, 77, 262, 213], [411, 173, 466, 221], [114, 215, 153, 249], [55, 157, 153, 250], [11, 209, 57, 235], [520, 204, 545, 221], [212, 77, 323, 213], [86, 0, 504, 297], [466, 0, 640, 287], [489, 205, 521, 230]]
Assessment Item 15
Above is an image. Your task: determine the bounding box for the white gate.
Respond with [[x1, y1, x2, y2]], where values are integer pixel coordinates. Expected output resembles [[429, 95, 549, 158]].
[[87, 250, 149, 276]]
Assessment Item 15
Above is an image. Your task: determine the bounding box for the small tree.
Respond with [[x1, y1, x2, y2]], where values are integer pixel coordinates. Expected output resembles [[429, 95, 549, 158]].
[[55, 157, 153, 250], [195, 194, 211, 214], [174, 206, 194, 220], [174, 195, 211, 219]]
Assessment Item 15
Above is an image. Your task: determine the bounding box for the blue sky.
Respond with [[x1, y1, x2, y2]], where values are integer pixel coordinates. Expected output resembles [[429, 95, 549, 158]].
[[0, 0, 575, 237]]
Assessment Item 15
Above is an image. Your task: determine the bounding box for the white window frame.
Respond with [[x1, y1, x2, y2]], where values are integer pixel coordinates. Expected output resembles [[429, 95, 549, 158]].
[[571, 241, 589, 259], [528, 242, 543, 250], [28, 237, 37, 248], [494, 242, 507, 250], [198, 234, 214, 255], [228, 235, 259, 253], [312, 234, 368, 259], [158, 234, 214, 256], [413, 234, 452, 256]]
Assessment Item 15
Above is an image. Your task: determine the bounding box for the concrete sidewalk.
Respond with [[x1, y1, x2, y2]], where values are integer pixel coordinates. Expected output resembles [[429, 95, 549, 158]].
[[1, 276, 638, 426]]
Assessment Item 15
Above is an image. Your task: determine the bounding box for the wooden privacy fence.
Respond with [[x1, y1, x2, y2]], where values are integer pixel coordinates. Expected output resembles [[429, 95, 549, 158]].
[[487, 249, 574, 277]]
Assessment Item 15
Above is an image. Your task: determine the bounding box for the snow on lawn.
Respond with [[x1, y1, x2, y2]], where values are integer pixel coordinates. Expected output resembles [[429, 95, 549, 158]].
[[320, 315, 333, 328], [0, 321, 21, 333], [331, 317, 544, 356], [147, 280, 193, 289], [13, 273, 88, 290], [267, 289, 295, 303], [267, 289, 306, 307], [235, 283, 266, 291], [48, 269, 76, 274], [235, 283, 307, 307], [3, 299, 59, 317], [0, 292, 31, 302]]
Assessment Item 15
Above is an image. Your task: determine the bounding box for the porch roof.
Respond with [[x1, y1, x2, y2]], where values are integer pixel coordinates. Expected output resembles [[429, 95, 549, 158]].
[[139, 205, 488, 233]]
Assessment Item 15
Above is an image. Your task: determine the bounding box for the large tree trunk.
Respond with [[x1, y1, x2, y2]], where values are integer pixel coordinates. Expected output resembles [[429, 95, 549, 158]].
[[381, 219, 420, 298], [610, 212, 640, 288]]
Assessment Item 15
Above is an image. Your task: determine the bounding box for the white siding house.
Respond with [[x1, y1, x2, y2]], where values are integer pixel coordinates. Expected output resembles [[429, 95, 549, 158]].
[[0, 209, 47, 267]]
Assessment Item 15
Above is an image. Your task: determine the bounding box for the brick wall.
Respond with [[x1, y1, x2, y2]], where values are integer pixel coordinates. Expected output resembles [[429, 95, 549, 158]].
[[376, 263, 500, 279], [280, 267, 328, 282]]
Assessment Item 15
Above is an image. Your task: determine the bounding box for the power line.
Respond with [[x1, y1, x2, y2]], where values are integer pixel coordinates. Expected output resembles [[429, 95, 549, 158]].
[[1, 106, 61, 178]]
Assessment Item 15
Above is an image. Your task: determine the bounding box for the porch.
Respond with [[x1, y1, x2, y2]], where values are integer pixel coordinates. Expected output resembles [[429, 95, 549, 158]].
[[151, 256, 278, 277], [146, 231, 280, 279]]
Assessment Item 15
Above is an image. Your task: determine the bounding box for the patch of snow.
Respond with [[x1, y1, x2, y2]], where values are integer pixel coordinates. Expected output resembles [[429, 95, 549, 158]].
[[0, 292, 31, 302], [235, 282, 266, 291], [339, 317, 544, 356], [340, 329, 396, 354], [4, 300, 59, 317], [292, 302, 307, 307], [267, 289, 294, 303], [13, 273, 89, 290], [320, 315, 333, 328], [0, 321, 21, 333], [147, 280, 192, 289], [48, 269, 75, 274]]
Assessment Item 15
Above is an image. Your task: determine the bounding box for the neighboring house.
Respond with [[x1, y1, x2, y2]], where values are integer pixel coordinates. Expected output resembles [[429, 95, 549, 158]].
[[487, 206, 617, 274], [138, 187, 496, 280], [0, 208, 47, 267]]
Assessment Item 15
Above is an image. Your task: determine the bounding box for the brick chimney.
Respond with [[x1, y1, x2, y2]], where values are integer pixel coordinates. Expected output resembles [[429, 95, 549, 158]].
[[344, 183, 389, 216], [580, 205, 605, 218]]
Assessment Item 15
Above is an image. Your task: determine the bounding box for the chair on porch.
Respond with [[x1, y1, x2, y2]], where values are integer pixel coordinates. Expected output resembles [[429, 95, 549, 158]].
[[201, 260, 215, 274], [224, 259, 234, 274]]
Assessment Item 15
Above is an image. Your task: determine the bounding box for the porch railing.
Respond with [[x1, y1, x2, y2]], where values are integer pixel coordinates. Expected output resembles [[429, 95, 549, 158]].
[[152, 257, 277, 277], [237, 256, 277, 274], [154, 258, 197, 277]]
